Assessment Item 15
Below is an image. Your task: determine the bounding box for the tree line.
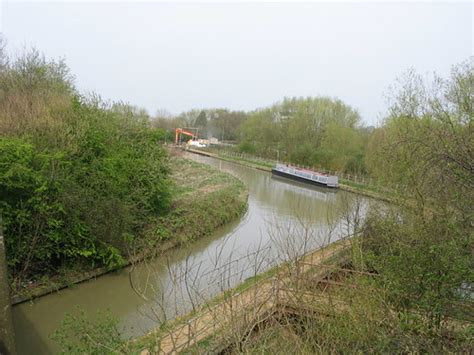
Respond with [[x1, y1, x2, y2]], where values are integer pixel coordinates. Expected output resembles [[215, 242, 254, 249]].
[[154, 60, 471, 185], [152, 96, 370, 174]]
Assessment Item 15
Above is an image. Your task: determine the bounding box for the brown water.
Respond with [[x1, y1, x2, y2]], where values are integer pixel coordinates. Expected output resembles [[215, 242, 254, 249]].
[[12, 154, 368, 354]]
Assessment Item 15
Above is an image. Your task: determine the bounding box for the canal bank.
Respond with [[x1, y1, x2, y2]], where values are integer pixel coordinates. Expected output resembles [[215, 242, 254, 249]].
[[11, 156, 248, 305], [185, 148, 393, 202], [12, 153, 372, 354], [132, 239, 351, 354]]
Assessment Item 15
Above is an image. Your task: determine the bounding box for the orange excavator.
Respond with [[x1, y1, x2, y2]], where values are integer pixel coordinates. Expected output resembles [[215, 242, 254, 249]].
[[175, 128, 197, 145]]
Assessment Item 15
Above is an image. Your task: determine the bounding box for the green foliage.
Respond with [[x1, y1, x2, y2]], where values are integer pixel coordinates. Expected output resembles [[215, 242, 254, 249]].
[[51, 308, 127, 355], [146, 157, 247, 248], [0, 48, 171, 283], [152, 127, 174, 143], [365, 61, 473, 214], [318, 122, 366, 173], [361, 209, 473, 327], [359, 60, 473, 331], [208, 109, 248, 141], [238, 96, 365, 173], [237, 141, 257, 154], [153, 108, 248, 142]]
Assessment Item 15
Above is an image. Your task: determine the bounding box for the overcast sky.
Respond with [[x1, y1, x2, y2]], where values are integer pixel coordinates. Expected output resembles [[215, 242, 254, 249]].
[[1, 1, 472, 125]]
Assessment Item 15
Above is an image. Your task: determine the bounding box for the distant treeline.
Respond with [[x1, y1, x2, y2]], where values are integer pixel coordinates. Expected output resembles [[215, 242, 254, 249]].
[[153, 99, 368, 174], [154, 59, 472, 183]]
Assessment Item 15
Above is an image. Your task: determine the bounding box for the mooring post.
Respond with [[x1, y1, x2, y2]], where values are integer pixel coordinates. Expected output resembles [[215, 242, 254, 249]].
[[0, 217, 16, 355]]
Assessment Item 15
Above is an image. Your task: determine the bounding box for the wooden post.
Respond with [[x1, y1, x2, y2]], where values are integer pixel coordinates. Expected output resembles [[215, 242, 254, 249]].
[[0, 217, 16, 354]]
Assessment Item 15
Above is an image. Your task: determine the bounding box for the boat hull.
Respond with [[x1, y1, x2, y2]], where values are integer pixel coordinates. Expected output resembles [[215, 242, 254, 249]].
[[271, 168, 337, 188]]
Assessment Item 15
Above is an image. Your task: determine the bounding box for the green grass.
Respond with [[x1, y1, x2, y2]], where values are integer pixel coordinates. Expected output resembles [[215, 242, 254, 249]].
[[220, 155, 273, 170], [115, 156, 249, 263], [214, 153, 273, 171], [192, 147, 274, 170]]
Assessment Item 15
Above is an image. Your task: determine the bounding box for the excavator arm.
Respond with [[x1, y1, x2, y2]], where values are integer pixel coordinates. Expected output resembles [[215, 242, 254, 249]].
[[175, 128, 196, 144]]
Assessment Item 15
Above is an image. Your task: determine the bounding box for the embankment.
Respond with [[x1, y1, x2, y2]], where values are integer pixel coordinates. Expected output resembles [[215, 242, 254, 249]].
[[11, 156, 248, 304], [130, 239, 350, 354]]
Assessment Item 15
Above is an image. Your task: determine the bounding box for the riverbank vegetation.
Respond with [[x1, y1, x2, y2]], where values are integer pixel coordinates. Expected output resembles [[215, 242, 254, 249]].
[[117, 61, 472, 353], [0, 47, 167, 286], [205, 61, 473, 352], [0, 42, 247, 297], [3, 35, 471, 352], [154, 98, 368, 175], [134, 153, 247, 259]]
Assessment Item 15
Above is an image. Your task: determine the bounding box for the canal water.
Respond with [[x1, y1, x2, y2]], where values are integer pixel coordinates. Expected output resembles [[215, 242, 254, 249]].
[[12, 154, 369, 354]]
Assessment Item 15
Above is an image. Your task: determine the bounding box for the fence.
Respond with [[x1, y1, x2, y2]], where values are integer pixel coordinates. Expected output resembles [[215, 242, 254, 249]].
[[212, 149, 378, 187], [154, 241, 354, 354]]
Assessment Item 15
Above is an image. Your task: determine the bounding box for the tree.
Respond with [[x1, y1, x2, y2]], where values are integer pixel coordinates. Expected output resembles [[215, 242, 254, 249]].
[[366, 60, 473, 215], [207, 109, 248, 141], [194, 110, 208, 132], [361, 59, 473, 329], [238, 96, 364, 171], [318, 122, 365, 173]]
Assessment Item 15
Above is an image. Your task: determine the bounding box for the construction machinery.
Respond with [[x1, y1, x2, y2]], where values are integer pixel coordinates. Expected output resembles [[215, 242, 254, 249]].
[[175, 128, 197, 145]]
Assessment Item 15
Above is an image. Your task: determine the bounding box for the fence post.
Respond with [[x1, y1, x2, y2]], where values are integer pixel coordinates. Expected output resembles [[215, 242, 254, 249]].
[[187, 322, 192, 348], [0, 216, 16, 355], [272, 276, 280, 308]]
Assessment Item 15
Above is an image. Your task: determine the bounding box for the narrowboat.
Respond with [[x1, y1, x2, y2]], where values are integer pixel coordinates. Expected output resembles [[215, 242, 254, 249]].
[[271, 164, 338, 188]]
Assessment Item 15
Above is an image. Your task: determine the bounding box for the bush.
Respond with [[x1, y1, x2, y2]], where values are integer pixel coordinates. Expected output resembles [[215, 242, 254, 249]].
[[51, 308, 127, 355], [361, 208, 473, 328], [238, 141, 257, 154], [359, 62, 473, 329], [0, 48, 171, 283]]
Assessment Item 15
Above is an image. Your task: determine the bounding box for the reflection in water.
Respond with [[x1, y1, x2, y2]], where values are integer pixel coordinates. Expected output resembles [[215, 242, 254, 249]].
[[13, 154, 370, 354]]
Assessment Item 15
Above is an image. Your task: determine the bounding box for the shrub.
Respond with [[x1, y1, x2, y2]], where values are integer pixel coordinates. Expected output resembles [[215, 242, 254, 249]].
[[0, 48, 171, 282], [51, 308, 127, 355], [361, 208, 473, 329]]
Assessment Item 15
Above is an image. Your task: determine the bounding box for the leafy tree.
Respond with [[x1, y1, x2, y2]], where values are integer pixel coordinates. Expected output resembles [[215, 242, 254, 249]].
[[366, 60, 473, 215], [238, 96, 364, 171], [207, 109, 248, 141], [361, 59, 473, 329], [318, 122, 365, 173], [51, 308, 127, 354], [194, 110, 208, 130]]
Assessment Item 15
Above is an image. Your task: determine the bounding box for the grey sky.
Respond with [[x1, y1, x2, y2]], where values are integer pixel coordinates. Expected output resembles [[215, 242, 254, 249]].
[[1, 1, 472, 125]]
